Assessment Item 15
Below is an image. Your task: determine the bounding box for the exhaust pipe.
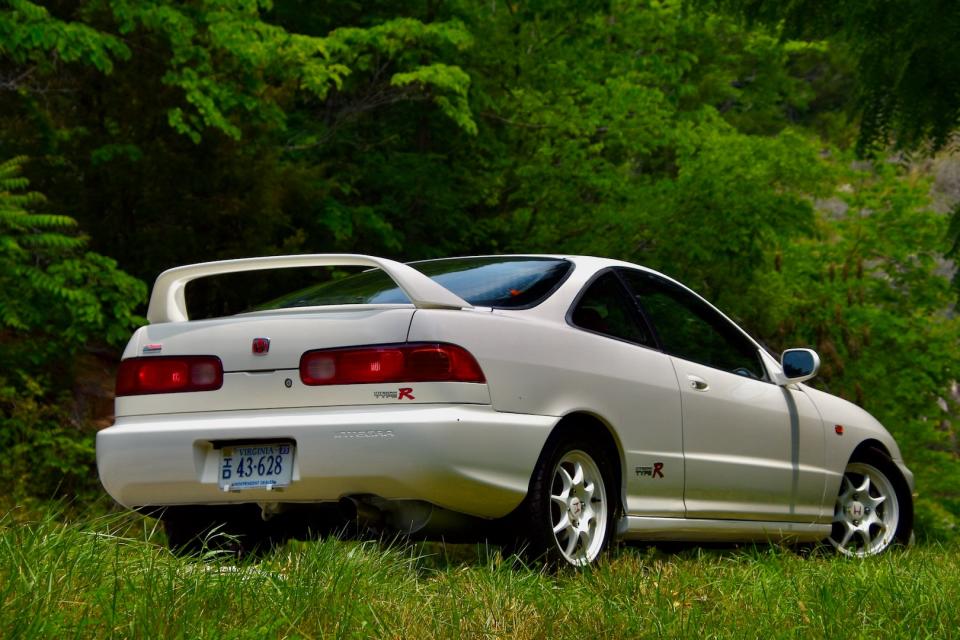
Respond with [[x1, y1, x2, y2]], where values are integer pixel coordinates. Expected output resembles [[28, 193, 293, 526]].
[[338, 496, 384, 530]]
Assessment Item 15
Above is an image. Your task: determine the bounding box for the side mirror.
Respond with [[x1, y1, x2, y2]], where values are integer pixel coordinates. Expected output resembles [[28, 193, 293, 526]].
[[778, 348, 820, 385]]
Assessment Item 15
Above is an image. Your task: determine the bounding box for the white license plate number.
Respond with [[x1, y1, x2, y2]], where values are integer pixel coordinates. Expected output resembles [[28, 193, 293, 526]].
[[219, 443, 294, 490]]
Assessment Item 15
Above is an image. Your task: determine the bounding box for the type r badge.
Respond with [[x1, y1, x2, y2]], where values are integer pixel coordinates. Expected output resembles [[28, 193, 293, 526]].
[[635, 462, 665, 479], [252, 337, 270, 355], [373, 387, 416, 400]]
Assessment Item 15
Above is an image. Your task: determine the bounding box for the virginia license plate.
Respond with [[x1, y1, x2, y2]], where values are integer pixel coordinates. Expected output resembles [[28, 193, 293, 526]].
[[219, 443, 294, 490]]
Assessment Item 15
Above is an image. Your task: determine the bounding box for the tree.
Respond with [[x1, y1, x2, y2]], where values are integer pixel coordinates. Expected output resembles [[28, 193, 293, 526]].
[[0, 0, 477, 293], [700, 0, 960, 153], [441, 0, 832, 303], [0, 155, 144, 505]]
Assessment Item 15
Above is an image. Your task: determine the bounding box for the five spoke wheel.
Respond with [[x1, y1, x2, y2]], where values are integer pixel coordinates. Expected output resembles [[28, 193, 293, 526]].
[[829, 461, 900, 557]]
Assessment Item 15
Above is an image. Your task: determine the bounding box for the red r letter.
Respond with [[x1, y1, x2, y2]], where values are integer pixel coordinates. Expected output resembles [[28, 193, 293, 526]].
[[652, 462, 664, 479], [398, 387, 415, 400]]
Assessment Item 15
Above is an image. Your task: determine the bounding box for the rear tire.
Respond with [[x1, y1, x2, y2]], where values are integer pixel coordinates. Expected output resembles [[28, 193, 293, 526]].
[[520, 435, 617, 567]]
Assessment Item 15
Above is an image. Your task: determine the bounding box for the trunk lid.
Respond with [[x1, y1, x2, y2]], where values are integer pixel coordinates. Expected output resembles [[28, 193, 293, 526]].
[[115, 305, 492, 417]]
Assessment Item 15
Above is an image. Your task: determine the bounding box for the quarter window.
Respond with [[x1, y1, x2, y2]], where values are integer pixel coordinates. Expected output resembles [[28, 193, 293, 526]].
[[570, 271, 653, 346], [619, 269, 765, 379]]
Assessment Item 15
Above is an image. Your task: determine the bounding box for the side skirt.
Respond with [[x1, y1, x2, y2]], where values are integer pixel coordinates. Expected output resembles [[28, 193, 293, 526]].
[[618, 516, 831, 543]]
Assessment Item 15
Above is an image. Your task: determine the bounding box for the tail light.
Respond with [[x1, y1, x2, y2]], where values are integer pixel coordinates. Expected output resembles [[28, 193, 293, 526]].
[[116, 356, 223, 396], [300, 343, 485, 386]]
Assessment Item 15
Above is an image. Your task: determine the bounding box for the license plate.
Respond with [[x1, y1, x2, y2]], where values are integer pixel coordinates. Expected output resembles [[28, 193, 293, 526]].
[[219, 443, 294, 490]]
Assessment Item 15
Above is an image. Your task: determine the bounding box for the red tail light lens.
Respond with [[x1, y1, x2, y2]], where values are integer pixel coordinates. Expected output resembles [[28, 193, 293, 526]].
[[300, 343, 485, 385], [116, 356, 224, 396]]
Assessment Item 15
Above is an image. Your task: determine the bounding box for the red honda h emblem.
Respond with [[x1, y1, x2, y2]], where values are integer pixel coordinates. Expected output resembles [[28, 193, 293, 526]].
[[252, 337, 270, 355]]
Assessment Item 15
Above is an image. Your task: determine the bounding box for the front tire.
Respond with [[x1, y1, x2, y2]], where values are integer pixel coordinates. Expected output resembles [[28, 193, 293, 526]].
[[522, 436, 617, 567], [828, 454, 912, 557]]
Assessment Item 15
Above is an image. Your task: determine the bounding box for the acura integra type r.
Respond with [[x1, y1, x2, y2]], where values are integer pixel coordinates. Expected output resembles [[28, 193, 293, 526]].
[[97, 255, 914, 565]]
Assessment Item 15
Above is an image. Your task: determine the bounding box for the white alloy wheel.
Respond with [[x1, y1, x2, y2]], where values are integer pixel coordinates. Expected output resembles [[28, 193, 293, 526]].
[[549, 449, 609, 566], [829, 462, 900, 557]]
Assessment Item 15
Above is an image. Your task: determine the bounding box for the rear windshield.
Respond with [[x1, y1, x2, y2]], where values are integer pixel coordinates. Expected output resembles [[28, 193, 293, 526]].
[[253, 257, 572, 311]]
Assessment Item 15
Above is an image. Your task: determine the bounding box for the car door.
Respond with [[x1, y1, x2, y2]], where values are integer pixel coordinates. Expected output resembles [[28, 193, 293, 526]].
[[618, 269, 827, 523], [566, 270, 685, 517]]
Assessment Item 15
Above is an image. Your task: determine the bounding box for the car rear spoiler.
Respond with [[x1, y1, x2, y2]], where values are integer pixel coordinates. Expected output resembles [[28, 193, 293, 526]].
[[146, 254, 472, 323]]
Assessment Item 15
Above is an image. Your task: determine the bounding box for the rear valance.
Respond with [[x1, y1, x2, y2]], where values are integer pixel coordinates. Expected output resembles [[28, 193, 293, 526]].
[[147, 254, 472, 323]]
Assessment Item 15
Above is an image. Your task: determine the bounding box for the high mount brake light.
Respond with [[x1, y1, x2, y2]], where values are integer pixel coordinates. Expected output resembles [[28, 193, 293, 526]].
[[116, 356, 224, 396], [300, 343, 485, 386]]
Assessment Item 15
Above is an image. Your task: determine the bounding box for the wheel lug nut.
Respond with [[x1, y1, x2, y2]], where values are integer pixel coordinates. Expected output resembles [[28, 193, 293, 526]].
[[854, 520, 860, 526], [865, 507, 871, 513]]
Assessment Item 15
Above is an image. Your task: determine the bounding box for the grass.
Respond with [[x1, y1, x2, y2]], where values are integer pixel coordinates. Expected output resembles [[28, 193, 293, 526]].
[[1, 510, 958, 639]]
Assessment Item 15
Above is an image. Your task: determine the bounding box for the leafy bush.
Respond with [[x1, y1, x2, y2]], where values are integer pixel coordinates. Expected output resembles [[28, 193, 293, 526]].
[[0, 156, 145, 509]]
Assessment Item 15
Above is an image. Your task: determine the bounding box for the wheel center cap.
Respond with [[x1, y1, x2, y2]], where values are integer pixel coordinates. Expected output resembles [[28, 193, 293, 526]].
[[846, 501, 866, 520], [569, 497, 583, 519]]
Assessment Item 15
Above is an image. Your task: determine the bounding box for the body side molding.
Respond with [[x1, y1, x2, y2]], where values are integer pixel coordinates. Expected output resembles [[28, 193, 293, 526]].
[[618, 515, 831, 543]]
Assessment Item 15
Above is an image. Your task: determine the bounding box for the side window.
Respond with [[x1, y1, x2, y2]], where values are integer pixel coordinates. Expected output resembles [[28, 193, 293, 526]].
[[619, 269, 765, 380], [570, 271, 653, 347]]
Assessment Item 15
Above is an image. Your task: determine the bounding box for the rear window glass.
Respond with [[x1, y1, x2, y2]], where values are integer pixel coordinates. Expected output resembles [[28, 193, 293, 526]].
[[252, 257, 572, 311]]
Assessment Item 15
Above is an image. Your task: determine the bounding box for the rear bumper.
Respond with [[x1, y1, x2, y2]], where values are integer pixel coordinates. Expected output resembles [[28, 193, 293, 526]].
[[96, 405, 556, 519]]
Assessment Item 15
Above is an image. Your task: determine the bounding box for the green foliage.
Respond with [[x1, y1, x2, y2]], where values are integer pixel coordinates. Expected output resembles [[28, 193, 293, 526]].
[[430, 1, 836, 309], [392, 62, 476, 135], [1, 155, 83, 332], [0, 156, 145, 504], [634, 126, 829, 303], [0, 380, 97, 510], [0, 156, 144, 348], [66, 1, 474, 143], [0, 0, 129, 73], [701, 0, 960, 153], [948, 201, 960, 295]]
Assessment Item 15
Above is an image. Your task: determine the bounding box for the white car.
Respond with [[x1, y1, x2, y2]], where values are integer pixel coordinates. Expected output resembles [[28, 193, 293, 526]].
[[97, 254, 914, 565]]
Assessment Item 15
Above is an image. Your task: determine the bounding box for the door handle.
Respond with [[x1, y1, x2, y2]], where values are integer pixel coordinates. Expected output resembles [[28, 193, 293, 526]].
[[687, 375, 709, 391]]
